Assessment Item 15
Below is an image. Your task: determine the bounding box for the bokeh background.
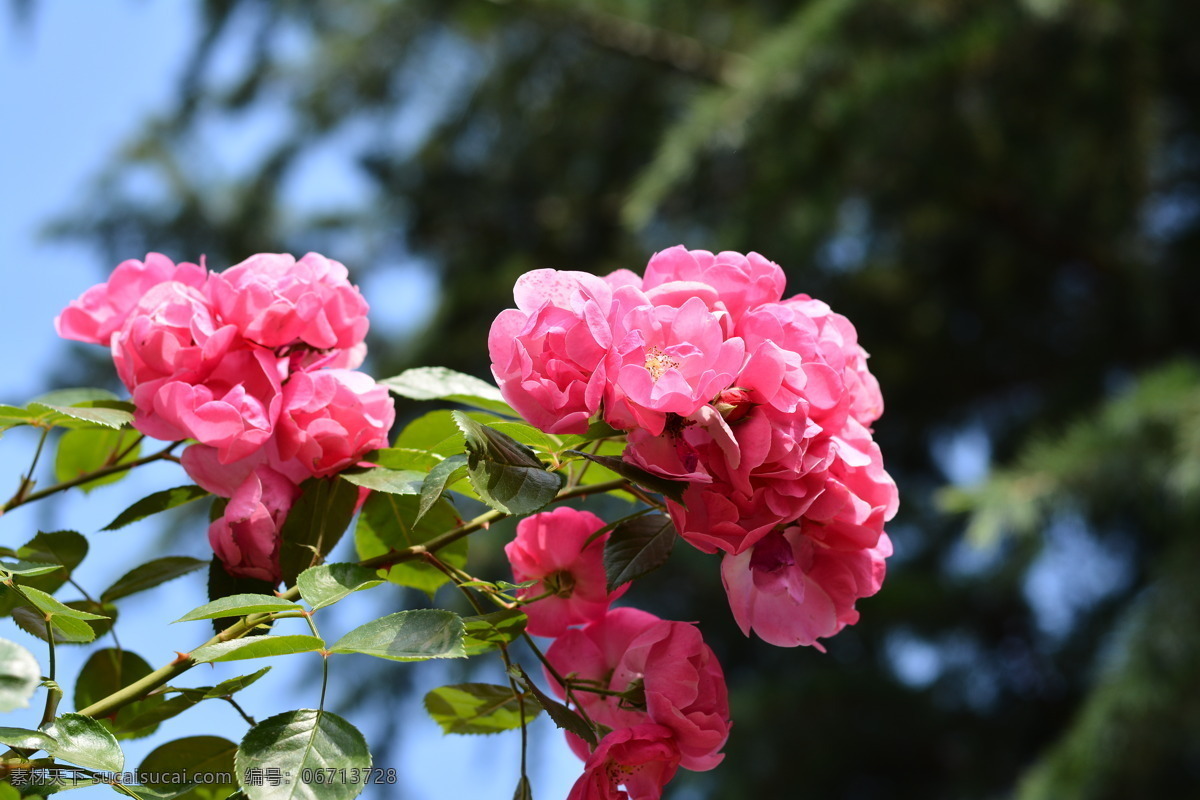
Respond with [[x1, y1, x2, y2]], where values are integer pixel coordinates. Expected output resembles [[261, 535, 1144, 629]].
[[3, 1, 1200, 798]]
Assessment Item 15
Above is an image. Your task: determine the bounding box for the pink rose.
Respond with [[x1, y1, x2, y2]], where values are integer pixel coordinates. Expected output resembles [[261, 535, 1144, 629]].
[[641, 246, 785, 326], [273, 368, 395, 478], [802, 418, 899, 550], [208, 466, 300, 583], [112, 282, 286, 462], [504, 508, 627, 637], [721, 525, 893, 650], [567, 724, 681, 800], [641, 405, 831, 555], [489, 269, 617, 435], [604, 288, 744, 435], [547, 608, 731, 772], [56, 253, 207, 346], [206, 252, 369, 352], [143, 348, 287, 464], [112, 282, 236, 398]]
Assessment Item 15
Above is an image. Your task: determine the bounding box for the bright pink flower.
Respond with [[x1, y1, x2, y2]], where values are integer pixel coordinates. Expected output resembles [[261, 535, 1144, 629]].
[[112, 282, 236, 398], [206, 252, 369, 352], [724, 292, 882, 440], [142, 347, 286, 464], [55, 253, 207, 346], [273, 369, 395, 478], [489, 269, 617, 435], [641, 246, 785, 326], [547, 608, 731, 772], [642, 405, 830, 554], [604, 288, 744, 435], [181, 443, 259, 497], [567, 724, 681, 800], [504, 508, 626, 637], [208, 466, 300, 583], [721, 525, 893, 650], [111, 282, 287, 462], [802, 418, 900, 550]]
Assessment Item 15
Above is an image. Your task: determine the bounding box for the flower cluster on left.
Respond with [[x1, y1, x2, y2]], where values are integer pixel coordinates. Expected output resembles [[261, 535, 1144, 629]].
[[56, 252, 395, 583]]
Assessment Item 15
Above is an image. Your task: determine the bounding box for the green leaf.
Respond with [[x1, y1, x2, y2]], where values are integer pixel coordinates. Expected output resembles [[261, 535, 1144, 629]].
[[510, 664, 597, 748], [278, 477, 361, 587], [175, 594, 302, 623], [10, 605, 97, 644], [462, 609, 528, 657], [365, 447, 442, 471], [424, 683, 542, 735], [0, 531, 88, 616], [488, 422, 557, 453], [383, 366, 515, 415], [114, 694, 202, 737], [354, 492, 467, 596], [394, 410, 472, 457], [236, 709, 371, 800], [19, 586, 109, 620], [190, 635, 326, 664], [330, 609, 465, 662], [568, 451, 688, 504], [203, 666, 271, 699], [53, 427, 142, 493], [555, 419, 624, 451], [0, 388, 134, 431], [338, 467, 425, 495], [603, 514, 677, 592], [138, 736, 239, 800], [417, 454, 468, 523], [0, 638, 41, 712], [0, 559, 60, 577], [31, 400, 134, 430], [513, 776, 533, 800], [101, 556, 207, 603], [102, 485, 210, 531], [44, 712, 124, 771], [453, 411, 564, 515], [0, 726, 56, 752], [74, 649, 166, 740], [296, 564, 383, 611], [207, 558, 279, 636], [31, 388, 122, 407]]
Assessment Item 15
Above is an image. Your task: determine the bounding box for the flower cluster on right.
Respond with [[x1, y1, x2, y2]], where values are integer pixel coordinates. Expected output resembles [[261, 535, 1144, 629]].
[[490, 245, 898, 650]]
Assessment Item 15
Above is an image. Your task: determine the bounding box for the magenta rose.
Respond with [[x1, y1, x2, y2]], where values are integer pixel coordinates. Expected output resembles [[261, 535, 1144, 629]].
[[488, 269, 619, 435], [640, 245, 785, 326], [206, 252, 369, 352], [547, 607, 731, 772], [604, 287, 744, 435], [721, 525, 893, 649], [567, 723, 681, 800], [55, 253, 207, 346], [504, 507, 627, 637], [272, 368, 395, 478], [208, 465, 300, 583]]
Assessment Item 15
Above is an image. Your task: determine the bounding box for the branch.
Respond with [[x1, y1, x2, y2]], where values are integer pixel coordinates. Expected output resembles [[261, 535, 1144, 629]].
[[71, 476, 633, 720]]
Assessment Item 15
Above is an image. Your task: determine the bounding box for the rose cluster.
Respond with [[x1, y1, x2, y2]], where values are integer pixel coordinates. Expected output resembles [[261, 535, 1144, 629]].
[[56, 252, 394, 583], [505, 508, 730, 800], [490, 246, 898, 650]]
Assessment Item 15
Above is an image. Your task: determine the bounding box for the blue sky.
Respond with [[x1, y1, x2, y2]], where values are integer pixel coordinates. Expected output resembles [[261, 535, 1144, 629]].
[[0, 3, 574, 797]]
